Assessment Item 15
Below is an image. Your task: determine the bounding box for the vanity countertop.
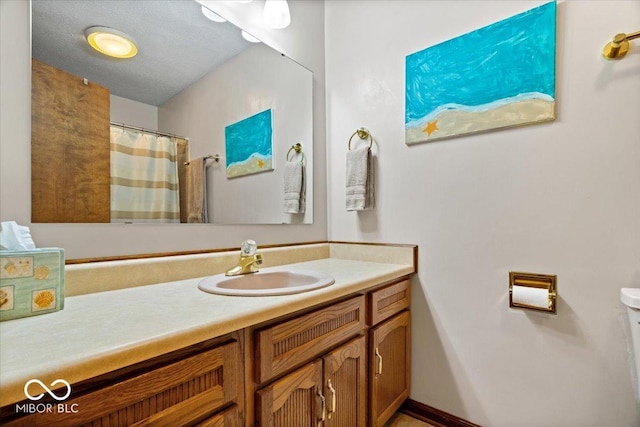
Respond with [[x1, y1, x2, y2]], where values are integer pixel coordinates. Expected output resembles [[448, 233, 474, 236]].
[[0, 246, 415, 408]]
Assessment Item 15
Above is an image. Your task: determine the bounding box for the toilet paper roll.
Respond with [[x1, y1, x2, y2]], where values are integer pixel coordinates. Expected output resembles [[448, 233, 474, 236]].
[[512, 285, 550, 309]]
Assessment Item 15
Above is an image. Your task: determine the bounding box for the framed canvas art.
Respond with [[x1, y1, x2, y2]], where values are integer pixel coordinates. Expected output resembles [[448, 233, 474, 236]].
[[405, 1, 556, 144], [225, 109, 274, 178]]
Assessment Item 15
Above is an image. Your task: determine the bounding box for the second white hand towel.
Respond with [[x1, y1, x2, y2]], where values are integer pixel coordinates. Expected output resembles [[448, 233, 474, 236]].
[[284, 161, 305, 213], [346, 146, 375, 211]]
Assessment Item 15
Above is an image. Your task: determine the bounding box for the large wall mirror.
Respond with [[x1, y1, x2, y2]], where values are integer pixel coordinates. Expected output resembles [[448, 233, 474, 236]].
[[31, 0, 313, 225]]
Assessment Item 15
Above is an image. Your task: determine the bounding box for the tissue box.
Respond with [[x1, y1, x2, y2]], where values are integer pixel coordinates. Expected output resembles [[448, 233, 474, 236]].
[[0, 248, 64, 321]]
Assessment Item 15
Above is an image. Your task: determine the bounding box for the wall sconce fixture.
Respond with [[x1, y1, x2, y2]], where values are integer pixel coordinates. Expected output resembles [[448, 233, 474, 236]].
[[263, 0, 291, 29], [84, 26, 137, 59], [200, 0, 290, 34], [201, 6, 226, 23], [602, 30, 640, 60], [241, 30, 261, 43]]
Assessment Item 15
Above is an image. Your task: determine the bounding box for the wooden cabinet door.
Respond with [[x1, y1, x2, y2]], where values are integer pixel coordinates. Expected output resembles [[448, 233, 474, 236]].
[[369, 311, 411, 427], [322, 335, 367, 427], [256, 360, 324, 427]]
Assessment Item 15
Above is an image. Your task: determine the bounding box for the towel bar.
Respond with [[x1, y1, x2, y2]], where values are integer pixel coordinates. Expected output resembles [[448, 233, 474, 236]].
[[348, 127, 373, 150], [184, 154, 221, 166]]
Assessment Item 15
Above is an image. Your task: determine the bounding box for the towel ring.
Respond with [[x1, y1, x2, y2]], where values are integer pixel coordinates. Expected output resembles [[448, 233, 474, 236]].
[[348, 127, 373, 150], [286, 143, 305, 163]]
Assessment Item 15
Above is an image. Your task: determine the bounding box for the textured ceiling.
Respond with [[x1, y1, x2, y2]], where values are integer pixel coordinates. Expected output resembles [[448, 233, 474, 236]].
[[32, 0, 253, 106]]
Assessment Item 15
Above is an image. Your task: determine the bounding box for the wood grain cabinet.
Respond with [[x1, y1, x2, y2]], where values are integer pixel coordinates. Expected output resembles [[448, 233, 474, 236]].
[[255, 336, 367, 427], [256, 359, 323, 426], [195, 405, 239, 427], [254, 296, 367, 427], [0, 276, 413, 427], [3, 340, 241, 427], [369, 311, 411, 427], [368, 280, 411, 427], [254, 296, 366, 385], [253, 279, 411, 427], [322, 335, 367, 427]]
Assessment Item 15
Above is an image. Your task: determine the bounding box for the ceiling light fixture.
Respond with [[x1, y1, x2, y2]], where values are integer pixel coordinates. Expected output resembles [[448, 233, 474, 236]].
[[84, 26, 137, 59], [201, 5, 226, 23], [241, 30, 261, 43], [263, 0, 290, 29]]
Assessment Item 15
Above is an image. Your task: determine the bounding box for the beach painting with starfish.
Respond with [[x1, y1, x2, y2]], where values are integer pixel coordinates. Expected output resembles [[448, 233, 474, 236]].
[[225, 109, 274, 178], [405, 1, 556, 144]]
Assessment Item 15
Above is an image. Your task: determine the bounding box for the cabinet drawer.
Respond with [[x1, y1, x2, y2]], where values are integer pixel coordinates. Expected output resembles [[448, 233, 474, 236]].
[[5, 341, 240, 427], [369, 279, 410, 326], [255, 296, 365, 384], [194, 405, 239, 427]]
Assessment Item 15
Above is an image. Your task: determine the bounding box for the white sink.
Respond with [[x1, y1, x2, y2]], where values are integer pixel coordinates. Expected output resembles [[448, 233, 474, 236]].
[[197, 267, 335, 296]]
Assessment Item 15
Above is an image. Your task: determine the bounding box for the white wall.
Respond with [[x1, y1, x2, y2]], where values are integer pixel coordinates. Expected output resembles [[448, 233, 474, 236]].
[[110, 95, 158, 130], [159, 43, 313, 225], [0, 0, 326, 259], [325, 1, 640, 426]]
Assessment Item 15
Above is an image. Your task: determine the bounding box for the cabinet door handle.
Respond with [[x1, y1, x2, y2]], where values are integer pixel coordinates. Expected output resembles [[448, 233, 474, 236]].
[[317, 387, 326, 422], [375, 347, 383, 376], [327, 379, 336, 419]]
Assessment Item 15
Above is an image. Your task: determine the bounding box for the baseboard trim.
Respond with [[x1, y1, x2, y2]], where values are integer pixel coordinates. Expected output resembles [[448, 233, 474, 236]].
[[401, 399, 482, 427]]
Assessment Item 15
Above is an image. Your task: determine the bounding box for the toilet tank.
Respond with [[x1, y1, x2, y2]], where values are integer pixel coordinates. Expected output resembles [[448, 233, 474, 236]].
[[621, 288, 640, 401]]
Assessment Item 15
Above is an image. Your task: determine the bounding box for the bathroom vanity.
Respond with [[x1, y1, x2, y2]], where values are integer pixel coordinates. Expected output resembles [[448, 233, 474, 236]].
[[0, 242, 416, 426]]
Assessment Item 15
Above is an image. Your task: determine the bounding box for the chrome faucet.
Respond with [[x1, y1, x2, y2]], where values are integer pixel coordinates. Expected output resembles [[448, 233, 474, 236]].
[[225, 240, 263, 276]]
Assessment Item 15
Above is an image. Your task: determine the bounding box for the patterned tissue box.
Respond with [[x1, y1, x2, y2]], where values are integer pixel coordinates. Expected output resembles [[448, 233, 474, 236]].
[[0, 248, 64, 321]]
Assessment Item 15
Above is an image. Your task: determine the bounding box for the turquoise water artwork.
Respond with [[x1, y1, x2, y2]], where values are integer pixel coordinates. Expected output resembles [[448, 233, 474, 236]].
[[405, 1, 556, 144], [225, 109, 273, 178]]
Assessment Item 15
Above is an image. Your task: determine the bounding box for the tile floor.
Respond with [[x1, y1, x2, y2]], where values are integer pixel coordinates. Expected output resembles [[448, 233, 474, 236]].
[[384, 412, 436, 427]]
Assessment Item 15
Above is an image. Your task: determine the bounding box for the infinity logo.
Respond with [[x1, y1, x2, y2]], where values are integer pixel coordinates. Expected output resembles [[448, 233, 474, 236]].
[[24, 379, 72, 401]]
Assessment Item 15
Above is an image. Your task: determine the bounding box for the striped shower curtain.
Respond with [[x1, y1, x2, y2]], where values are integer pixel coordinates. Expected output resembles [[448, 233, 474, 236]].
[[110, 127, 180, 223]]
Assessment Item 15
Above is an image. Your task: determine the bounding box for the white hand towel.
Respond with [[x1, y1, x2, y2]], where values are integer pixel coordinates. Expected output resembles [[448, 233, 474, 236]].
[[284, 161, 305, 214], [346, 146, 375, 211]]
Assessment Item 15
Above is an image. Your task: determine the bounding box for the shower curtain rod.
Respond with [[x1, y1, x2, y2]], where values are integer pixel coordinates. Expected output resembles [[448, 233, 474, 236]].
[[110, 121, 189, 141]]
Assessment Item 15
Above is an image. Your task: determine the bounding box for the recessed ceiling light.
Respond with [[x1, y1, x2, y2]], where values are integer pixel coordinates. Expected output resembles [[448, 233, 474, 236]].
[[84, 26, 137, 59], [201, 6, 226, 23]]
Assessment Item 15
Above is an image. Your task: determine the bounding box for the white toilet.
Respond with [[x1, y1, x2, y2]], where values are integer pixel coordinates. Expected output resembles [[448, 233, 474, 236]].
[[621, 288, 640, 400]]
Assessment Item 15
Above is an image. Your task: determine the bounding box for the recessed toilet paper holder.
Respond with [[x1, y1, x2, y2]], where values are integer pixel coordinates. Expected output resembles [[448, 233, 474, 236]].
[[509, 272, 557, 314]]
